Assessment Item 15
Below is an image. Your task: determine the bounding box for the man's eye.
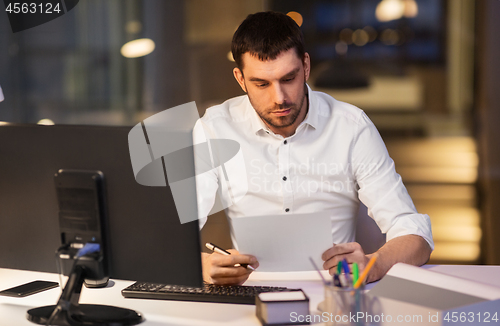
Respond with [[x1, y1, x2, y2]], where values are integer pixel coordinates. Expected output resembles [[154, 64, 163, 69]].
[[282, 77, 295, 82], [257, 83, 269, 88]]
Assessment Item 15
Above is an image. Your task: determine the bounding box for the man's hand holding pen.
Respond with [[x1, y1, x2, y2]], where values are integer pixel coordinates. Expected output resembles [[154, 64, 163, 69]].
[[202, 243, 259, 285]]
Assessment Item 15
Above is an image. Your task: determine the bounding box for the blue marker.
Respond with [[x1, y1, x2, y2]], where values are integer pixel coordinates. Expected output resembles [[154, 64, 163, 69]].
[[342, 259, 352, 286]]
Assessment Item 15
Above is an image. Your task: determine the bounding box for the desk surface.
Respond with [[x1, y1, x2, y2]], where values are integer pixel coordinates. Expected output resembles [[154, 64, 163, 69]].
[[1, 265, 499, 326]]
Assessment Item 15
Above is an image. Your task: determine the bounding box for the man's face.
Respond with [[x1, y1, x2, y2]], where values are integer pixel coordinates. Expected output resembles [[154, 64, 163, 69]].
[[233, 48, 311, 137]]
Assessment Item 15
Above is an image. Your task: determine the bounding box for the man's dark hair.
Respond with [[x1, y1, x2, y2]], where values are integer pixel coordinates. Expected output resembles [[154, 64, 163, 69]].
[[231, 11, 305, 69]]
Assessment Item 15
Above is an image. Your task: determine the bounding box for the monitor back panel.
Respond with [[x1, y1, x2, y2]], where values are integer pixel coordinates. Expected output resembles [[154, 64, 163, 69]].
[[0, 124, 202, 287]]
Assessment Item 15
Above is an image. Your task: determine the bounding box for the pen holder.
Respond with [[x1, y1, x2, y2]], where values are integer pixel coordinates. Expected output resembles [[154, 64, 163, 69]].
[[323, 283, 372, 326]]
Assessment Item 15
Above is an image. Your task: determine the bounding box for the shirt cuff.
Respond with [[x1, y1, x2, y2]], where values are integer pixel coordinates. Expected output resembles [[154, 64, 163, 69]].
[[386, 213, 434, 251]]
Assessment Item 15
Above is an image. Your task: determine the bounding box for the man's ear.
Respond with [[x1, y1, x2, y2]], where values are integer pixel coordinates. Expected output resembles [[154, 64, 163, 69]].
[[303, 53, 311, 82], [233, 67, 247, 93]]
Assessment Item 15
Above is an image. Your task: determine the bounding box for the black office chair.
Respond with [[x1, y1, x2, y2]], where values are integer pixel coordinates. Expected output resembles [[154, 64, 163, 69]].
[[355, 203, 386, 254]]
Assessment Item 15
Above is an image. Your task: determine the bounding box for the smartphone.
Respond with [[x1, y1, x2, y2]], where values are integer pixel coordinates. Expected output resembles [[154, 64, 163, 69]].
[[0, 280, 59, 297]]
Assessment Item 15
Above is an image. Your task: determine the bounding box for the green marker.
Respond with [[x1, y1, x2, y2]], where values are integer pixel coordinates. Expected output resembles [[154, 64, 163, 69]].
[[337, 262, 342, 275], [353, 262, 359, 285]]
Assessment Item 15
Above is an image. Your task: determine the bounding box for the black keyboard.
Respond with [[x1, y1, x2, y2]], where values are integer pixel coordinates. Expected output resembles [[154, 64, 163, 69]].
[[121, 281, 291, 305]]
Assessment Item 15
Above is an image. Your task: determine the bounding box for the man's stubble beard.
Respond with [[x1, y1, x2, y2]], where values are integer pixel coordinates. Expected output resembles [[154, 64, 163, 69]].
[[248, 83, 308, 130]]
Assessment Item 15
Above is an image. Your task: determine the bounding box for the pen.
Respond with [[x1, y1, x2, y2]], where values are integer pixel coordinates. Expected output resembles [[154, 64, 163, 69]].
[[341, 259, 351, 285], [336, 261, 347, 287], [309, 257, 329, 286], [333, 274, 342, 287], [205, 242, 256, 271], [353, 254, 378, 289], [352, 262, 359, 285]]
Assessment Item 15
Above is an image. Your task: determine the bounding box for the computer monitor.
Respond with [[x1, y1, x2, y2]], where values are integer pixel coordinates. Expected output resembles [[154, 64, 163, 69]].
[[0, 123, 203, 324]]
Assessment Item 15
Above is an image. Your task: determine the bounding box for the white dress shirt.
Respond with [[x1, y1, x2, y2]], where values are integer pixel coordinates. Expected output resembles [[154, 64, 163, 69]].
[[193, 85, 433, 249]]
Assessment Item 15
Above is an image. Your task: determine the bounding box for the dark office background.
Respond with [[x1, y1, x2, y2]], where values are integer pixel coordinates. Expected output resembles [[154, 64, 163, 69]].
[[1, 0, 499, 265]]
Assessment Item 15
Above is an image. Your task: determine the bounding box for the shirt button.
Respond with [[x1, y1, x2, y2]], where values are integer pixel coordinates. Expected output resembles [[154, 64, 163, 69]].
[[285, 208, 290, 212], [284, 140, 287, 145], [283, 176, 287, 181]]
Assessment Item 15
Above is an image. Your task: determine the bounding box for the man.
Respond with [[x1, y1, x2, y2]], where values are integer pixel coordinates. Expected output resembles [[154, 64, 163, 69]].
[[194, 11, 433, 285]]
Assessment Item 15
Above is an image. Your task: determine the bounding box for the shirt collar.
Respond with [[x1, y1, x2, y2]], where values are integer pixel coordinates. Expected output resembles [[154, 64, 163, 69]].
[[248, 83, 319, 136], [247, 97, 270, 135], [302, 84, 319, 130]]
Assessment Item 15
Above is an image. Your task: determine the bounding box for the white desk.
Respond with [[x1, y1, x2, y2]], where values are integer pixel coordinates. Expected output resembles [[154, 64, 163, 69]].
[[1, 265, 499, 326]]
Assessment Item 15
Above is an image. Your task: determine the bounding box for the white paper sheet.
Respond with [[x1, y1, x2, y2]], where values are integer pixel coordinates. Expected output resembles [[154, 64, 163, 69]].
[[230, 211, 333, 272]]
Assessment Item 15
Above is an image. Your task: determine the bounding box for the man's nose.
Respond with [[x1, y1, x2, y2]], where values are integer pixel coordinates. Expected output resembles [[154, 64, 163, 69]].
[[271, 84, 285, 105]]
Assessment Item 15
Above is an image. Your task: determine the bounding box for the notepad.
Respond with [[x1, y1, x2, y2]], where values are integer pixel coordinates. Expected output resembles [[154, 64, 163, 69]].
[[256, 290, 310, 326], [230, 212, 333, 272]]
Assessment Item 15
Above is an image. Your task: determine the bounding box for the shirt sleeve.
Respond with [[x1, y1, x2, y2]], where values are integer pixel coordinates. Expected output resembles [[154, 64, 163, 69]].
[[351, 112, 434, 250]]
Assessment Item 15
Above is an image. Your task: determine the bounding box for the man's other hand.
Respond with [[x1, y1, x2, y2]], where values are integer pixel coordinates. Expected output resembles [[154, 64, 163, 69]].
[[321, 242, 375, 282], [202, 249, 259, 285], [321, 235, 432, 284]]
